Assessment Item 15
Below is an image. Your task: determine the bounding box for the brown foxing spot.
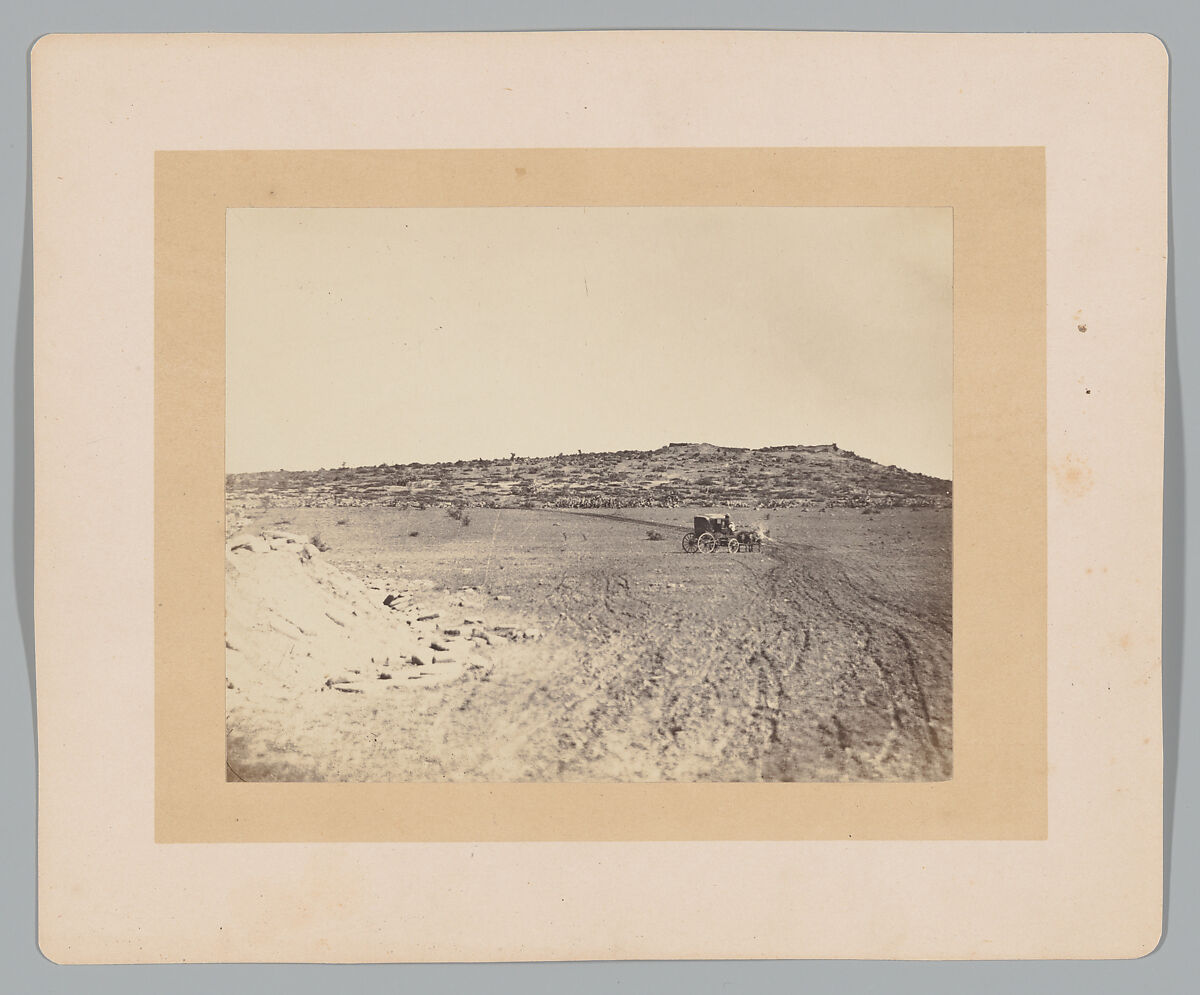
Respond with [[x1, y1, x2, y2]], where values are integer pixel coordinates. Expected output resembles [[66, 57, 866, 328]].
[[1052, 454, 1094, 500]]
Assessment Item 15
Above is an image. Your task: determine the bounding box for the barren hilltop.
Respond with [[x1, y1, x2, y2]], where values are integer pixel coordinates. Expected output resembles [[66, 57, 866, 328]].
[[226, 442, 951, 512]]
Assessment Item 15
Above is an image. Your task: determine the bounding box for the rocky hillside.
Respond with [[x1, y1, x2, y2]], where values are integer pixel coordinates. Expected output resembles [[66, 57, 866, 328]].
[[227, 443, 951, 512]]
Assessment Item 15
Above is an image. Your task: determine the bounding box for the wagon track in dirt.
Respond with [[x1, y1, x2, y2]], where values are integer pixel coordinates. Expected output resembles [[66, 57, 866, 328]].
[[492, 515, 952, 782], [227, 504, 951, 783]]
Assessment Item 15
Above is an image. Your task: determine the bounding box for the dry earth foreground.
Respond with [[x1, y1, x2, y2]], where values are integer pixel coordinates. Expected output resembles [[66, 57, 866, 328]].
[[225, 445, 952, 783]]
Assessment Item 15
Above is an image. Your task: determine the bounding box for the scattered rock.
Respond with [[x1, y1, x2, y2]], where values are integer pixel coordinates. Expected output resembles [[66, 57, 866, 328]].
[[225, 533, 512, 700], [227, 534, 271, 554], [263, 530, 308, 543]]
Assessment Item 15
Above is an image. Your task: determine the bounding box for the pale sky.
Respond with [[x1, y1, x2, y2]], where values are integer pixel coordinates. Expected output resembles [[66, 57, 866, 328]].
[[226, 206, 952, 478]]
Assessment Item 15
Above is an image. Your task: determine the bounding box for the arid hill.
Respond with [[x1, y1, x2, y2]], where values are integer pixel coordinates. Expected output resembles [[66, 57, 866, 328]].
[[227, 442, 951, 512]]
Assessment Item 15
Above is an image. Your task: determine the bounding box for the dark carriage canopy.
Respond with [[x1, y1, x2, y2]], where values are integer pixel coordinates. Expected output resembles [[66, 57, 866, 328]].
[[684, 513, 760, 553]]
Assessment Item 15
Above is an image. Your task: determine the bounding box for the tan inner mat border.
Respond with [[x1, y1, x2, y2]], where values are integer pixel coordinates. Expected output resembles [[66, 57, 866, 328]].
[[155, 148, 1045, 842]]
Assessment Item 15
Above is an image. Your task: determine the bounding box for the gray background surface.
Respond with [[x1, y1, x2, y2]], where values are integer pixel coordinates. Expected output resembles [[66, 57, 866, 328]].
[[3, 1, 1193, 990]]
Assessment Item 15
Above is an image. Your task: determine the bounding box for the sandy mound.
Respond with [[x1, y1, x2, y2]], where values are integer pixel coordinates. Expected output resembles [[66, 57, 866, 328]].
[[225, 530, 468, 694]]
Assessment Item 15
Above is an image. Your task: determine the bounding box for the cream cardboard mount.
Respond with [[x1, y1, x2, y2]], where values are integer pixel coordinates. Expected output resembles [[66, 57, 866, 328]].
[[32, 32, 1166, 962]]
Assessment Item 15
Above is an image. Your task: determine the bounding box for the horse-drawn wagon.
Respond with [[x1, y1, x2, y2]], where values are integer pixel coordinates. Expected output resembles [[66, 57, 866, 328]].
[[682, 515, 762, 554]]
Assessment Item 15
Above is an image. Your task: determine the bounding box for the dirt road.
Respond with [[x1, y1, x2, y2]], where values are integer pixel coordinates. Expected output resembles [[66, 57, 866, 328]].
[[462, 520, 951, 782], [227, 505, 951, 782]]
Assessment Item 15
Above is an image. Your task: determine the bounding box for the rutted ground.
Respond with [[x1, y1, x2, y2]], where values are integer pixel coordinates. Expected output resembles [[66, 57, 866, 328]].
[[226, 505, 951, 782]]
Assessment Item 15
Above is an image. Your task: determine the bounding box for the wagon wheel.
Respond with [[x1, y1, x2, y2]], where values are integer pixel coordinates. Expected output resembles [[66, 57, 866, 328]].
[[697, 532, 717, 553], [682, 532, 699, 553], [728, 538, 740, 553]]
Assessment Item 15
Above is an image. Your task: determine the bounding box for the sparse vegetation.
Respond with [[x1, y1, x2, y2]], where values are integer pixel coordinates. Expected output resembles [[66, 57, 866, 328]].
[[310, 533, 330, 552], [646, 530, 665, 541], [226, 443, 951, 514]]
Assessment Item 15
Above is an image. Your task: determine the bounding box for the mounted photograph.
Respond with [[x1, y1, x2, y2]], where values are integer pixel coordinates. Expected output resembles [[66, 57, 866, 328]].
[[223, 205, 953, 783]]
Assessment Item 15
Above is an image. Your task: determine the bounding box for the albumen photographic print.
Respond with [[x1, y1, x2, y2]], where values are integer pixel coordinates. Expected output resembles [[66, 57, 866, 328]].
[[33, 32, 1164, 962], [223, 206, 953, 784]]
